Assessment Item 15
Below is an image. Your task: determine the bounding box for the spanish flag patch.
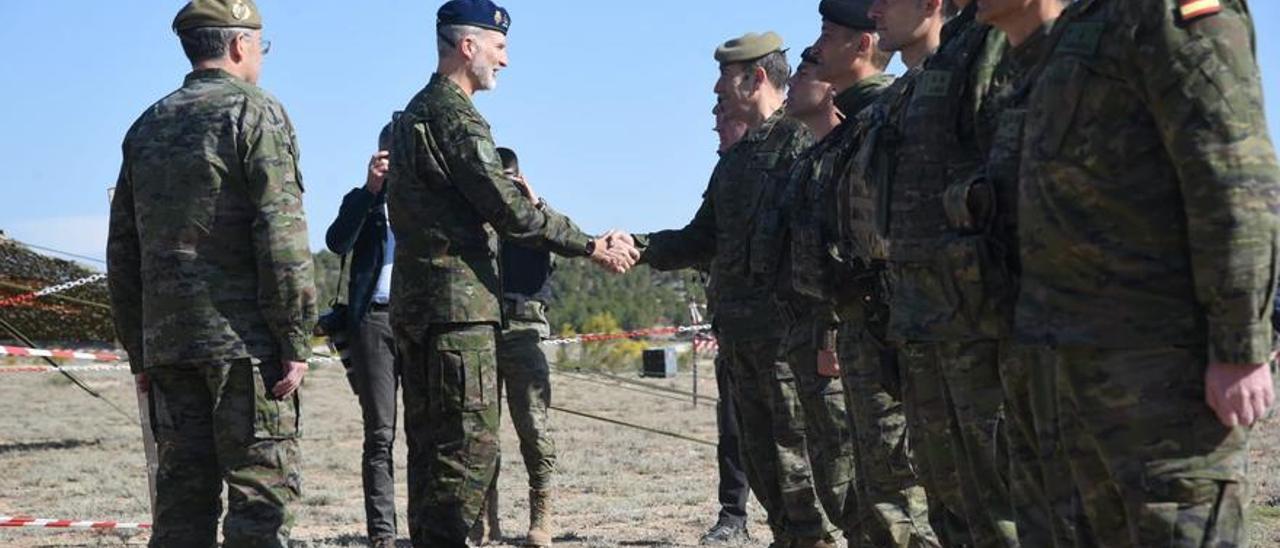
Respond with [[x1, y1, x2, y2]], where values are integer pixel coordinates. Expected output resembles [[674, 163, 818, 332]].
[[1178, 0, 1222, 22]]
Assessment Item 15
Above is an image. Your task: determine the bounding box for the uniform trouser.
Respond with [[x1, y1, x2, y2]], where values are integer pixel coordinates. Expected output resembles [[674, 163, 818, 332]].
[[714, 350, 751, 525], [398, 322, 502, 547], [999, 344, 1082, 548], [900, 340, 1018, 548], [837, 306, 940, 548], [496, 317, 557, 491], [146, 359, 302, 548], [780, 308, 858, 536], [350, 308, 402, 541], [1052, 345, 1251, 547], [896, 341, 969, 545], [720, 335, 830, 540]]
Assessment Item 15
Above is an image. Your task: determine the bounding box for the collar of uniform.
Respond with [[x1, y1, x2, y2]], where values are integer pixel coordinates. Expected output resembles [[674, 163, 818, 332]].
[[184, 67, 237, 86], [741, 108, 786, 145], [940, 2, 979, 46], [430, 72, 473, 105], [835, 73, 893, 118], [1008, 19, 1055, 71]]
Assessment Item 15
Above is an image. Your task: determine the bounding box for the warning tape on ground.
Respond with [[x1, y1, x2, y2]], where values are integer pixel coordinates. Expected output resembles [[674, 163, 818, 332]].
[[0, 345, 122, 363], [0, 515, 150, 530], [544, 324, 710, 346], [0, 274, 107, 309], [0, 365, 131, 374]]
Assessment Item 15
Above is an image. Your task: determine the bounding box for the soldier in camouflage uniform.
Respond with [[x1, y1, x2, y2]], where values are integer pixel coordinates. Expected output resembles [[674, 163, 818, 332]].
[[855, 0, 1024, 546], [799, 3, 944, 546], [1016, 0, 1279, 544], [106, 1, 316, 546], [386, 2, 637, 545], [844, 1, 974, 544], [631, 32, 836, 548], [968, 1, 1079, 546]]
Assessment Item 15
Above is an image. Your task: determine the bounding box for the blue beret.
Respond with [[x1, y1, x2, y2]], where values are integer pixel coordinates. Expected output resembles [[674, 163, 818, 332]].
[[437, 0, 510, 35], [820, 0, 876, 31]]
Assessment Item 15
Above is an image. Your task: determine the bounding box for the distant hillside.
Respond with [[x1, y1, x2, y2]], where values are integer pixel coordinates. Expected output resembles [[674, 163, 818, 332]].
[[312, 250, 707, 333]]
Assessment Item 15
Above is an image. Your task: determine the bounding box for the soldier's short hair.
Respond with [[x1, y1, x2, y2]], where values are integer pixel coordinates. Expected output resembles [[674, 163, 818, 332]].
[[437, 24, 483, 58], [741, 50, 791, 92], [178, 26, 252, 64]]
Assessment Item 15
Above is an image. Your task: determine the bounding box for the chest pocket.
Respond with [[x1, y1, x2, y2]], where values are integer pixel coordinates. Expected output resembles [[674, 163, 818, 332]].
[[1027, 21, 1103, 160], [747, 149, 788, 278]]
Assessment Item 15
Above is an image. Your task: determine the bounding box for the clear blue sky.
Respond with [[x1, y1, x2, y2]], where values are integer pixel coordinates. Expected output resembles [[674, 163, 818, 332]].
[[3, 1, 1280, 267]]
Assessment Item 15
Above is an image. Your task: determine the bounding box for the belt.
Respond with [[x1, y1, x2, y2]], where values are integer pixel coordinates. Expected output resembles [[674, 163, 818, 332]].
[[370, 301, 390, 311]]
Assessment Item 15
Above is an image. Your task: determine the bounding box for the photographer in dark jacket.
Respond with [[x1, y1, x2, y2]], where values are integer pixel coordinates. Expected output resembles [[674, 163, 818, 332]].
[[324, 120, 399, 548]]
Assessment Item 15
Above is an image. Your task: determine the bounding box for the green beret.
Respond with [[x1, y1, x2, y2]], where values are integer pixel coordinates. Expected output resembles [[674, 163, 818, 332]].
[[714, 31, 784, 64], [173, 0, 262, 33]]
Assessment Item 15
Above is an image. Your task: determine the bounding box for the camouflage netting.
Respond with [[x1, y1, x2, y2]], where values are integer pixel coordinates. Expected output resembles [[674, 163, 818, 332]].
[[0, 234, 115, 345]]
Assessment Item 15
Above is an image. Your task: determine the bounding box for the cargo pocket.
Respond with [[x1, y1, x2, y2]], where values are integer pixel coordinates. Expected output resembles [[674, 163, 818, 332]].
[[435, 329, 497, 413], [252, 365, 301, 440]]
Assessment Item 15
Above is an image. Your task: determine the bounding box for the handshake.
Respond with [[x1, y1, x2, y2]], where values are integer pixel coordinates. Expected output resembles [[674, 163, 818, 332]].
[[589, 231, 640, 274]]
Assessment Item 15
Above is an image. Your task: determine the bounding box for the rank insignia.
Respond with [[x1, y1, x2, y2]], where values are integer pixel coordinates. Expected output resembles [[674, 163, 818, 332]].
[[1178, 0, 1222, 22]]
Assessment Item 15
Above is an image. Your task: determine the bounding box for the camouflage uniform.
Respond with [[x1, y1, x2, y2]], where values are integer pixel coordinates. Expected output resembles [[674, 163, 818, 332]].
[[976, 23, 1082, 548], [843, 7, 1021, 546], [498, 271, 558, 491], [637, 110, 834, 542], [1017, 0, 1280, 545], [107, 67, 316, 547], [770, 74, 939, 547], [387, 74, 595, 546]]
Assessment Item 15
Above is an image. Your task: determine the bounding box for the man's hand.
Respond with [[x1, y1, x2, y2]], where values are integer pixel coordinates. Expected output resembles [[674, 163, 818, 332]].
[[365, 150, 391, 194], [590, 230, 639, 274], [510, 174, 540, 205], [817, 349, 841, 378], [135, 373, 150, 394], [273, 360, 309, 400], [1205, 361, 1275, 427]]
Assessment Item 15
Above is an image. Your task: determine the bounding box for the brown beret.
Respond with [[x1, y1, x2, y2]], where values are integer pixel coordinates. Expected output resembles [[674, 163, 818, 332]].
[[714, 31, 784, 64], [173, 0, 262, 33]]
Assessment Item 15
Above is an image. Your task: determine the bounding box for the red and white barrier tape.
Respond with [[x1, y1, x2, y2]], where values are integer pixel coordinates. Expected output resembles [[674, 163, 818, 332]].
[[693, 335, 719, 354], [0, 345, 122, 363], [0, 515, 150, 530], [0, 274, 107, 309], [544, 324, 711, 346], [0, 365, 131, 374]]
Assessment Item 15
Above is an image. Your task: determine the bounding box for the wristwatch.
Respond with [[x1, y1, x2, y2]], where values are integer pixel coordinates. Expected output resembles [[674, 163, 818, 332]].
[[585, 239, 596, 256]]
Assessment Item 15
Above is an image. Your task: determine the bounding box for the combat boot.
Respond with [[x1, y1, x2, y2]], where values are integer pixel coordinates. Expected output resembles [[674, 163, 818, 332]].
[[526, 488, 553, 547]]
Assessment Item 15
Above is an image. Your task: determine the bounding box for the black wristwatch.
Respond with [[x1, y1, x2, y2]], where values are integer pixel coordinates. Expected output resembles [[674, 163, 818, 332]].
[[585, 239, 597, 256]]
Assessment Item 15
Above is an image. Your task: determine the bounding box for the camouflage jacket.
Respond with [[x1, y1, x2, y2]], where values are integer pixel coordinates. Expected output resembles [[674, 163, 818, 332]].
[[775, 74, 894, 311], [882, 7, 1012, 342], [387, 74, 593, 333], [107, 69, 317, 372], [637, 109, 813, 340], [1018, 0, 1280, 364]]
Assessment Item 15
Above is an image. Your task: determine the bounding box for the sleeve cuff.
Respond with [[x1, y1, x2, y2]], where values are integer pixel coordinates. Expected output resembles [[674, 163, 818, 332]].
[[1208, 320, 1274, 365], [633, 233, 651, 264], [280, 333, 313, 363]]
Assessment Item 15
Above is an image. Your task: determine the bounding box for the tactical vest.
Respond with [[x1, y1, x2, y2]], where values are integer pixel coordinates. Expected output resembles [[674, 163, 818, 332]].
[[746, 118, 808, 282], [780, 141, 840, 302], [889, 21, 999, 262], [839, 72, 918, 264]]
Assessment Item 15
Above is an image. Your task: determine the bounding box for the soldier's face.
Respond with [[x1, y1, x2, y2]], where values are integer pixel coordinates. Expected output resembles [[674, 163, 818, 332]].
[[714, 114, 749, 153], [236, 30, 266, 84], [870, 0, 934, 53], [811, 22, 863, 83], [714, 64, 757, 119], [786, 64, 833, 118], [466, 30, 508, 91]]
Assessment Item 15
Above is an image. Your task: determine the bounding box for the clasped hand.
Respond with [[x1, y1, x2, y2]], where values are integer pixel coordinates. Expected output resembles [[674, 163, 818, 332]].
[[590, 231, 639, 274]]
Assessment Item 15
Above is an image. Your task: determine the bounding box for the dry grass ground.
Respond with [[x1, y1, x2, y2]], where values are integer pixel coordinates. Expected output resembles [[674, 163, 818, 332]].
[[1, 354, 1278, 547]]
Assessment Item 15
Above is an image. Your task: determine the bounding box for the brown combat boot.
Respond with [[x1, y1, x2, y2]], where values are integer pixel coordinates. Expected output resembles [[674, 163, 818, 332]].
[[526, 488, 553, 547]]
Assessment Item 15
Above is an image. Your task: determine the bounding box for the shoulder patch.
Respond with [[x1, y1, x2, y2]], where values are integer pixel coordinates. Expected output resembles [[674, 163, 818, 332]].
[[476, 138, 498, 165], [1057, 22, 1104, 56], [1178, 0, 1222, 23], [917, 70, 952, 98]]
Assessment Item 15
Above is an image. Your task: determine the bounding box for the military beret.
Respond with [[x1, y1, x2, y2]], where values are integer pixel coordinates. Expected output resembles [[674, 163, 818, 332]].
[[437, 0, 511, 35], [819, 0, 877, 31], [173, 0, 262, 33], [714, 31, 785, 64]]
